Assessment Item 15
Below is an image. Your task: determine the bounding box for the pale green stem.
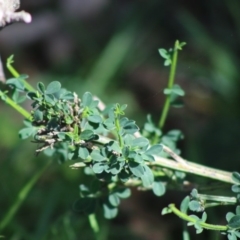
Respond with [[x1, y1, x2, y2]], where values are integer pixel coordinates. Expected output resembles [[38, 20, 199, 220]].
[[159, 40, 179, 129], [168, 204, 228, 231], [6, 57, 35, 92], [0, 90, 32, 120], [88, 213, 100, 240], [115, 117, 124, 148], [0, 160, 51, 232]]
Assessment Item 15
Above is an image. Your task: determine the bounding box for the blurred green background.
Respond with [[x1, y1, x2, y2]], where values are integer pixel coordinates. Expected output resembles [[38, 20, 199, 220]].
[[1, 0, 240, 239]]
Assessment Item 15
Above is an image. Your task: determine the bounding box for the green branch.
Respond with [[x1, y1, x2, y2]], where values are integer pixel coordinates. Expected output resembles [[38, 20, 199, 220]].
[[158, 40, 183, 129], [0, 160, 51, 232], [0, 90, 32, 120], [168, 204, 228, 231]]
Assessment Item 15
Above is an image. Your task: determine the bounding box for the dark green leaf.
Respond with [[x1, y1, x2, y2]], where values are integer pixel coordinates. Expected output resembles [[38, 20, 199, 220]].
[[228, 215, 240, 229], [232, 172, 240, 184], [119, 170, 130, 182], [123, 121, 139, 134], [128, 162, 144, 178], [37, 82, 45, 94], [80, 130, 94, 140], [19, 127, 35, 139], [44, 94, 56, 105], [33, 109, 43, 121], [27, 91, 38, 100], [46, 81, 61, 94], [152, 181, 166, 196]]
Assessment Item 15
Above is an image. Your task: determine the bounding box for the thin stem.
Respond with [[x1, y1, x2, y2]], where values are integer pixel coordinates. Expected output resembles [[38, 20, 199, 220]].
[[6, 57, 35, 92], [88, 213, 100, 240], [168, 204, 228, 231], [159, 40, 179, 129], [0, 160, 51, 232], [115, 117, 124, 148], [0, 90, 32, 120]]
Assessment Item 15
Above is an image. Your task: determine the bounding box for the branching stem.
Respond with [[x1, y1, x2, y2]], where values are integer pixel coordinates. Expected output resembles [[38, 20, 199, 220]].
[[159, 40, 179, 129], [168, 204, 228, 231]]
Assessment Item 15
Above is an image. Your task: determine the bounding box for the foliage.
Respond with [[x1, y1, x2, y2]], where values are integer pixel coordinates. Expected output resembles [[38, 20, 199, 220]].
[[1, 40, 240, 240]]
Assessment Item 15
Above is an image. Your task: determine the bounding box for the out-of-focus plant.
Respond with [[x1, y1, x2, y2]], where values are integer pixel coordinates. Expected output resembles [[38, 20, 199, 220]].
[[1, 3, 240, 240]]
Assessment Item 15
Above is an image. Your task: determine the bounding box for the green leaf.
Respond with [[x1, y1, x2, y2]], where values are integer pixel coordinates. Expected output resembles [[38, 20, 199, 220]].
[[232, 185, 240, 193], [108, 193, 120, 207], [123, 121, 139, 134], [201, 212, 207, 222], [103, 203, 118, 219], [119, 170, 131, 182], [45, 81, 61, 94], [120, 104, 127, 111], [108, 141, 122, 154], [80, 130, 94, 140], [44, 94, 56, 105], [189, 200, 202, 212], [115, 187, 131, 199], [158, 48, 169, 59], [78, 147, 89, 159], [228, 233, 237, 240], [128, 162, 144, 178], [180, 196, 190, 213], [232, 172, 240, 184], [236, 206, 240, 216], [152, 181, 166, 196], [190, 189, 198, 198], [27, 91, 38, 100], [33, 109, 43, 121], [91, 150, 106, 162], [226, 212, 235, 222], [228, 215, 240, 229], [82, 92, 93, 107], [37, 82, 45, 94], [131, 137, 149, 148], [141, 164, 154, 187], [6, 77, 25, 91], [161, 207, 172, 215], [164, 59, 172, 66], [92, 162, 107, 174], [19, 127, 35, 139], [145, 145, 163, 156], [141, 154, 155, 162], [88, 115, 102, 124], [164, 85, 185, 97]]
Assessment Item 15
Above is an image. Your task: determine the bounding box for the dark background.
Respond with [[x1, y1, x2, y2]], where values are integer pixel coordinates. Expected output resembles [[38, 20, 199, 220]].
[[1, 0, 240, 239]]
